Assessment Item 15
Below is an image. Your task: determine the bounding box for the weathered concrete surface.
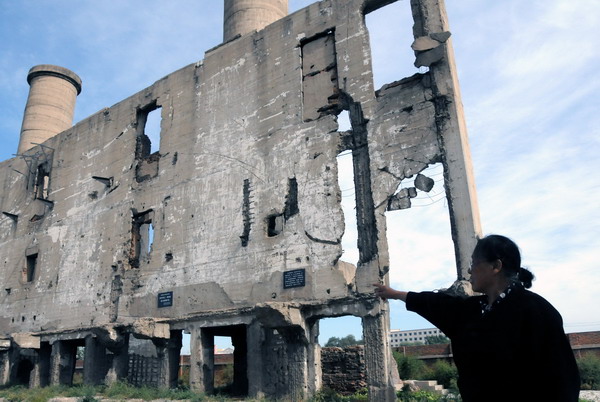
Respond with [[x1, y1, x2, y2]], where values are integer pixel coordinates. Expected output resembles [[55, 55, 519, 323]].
[[17, 65, 81, 155], [0, 0, 480, 399], [224, 0, 288, 42]]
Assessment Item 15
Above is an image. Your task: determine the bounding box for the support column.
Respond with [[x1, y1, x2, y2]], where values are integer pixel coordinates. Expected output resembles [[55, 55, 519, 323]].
[[411, 0, 482, 280], [200, 329, 215, 394], [50, 340, 76, 386], [362, 313, 396, 401], [306, 320, 322, 397], [30, 342, 51, 387], [231, 327, 248, 396], [246, 321, 264, 398], [105, 334, 129, 386], [154, 331, 182, 388], [0, 350, 10, 385], [280, 328, 309, 401], [189, 327, 202, 391], [7, 347, 22, 385], [84, 336, 108, 385]]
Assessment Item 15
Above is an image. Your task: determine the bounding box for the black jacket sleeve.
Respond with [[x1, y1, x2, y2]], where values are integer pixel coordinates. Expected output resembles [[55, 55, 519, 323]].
[[405, 291, 470, 338]]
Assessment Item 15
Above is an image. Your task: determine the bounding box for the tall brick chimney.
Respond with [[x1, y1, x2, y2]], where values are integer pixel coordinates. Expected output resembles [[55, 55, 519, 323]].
[[223, 0, 288, 42], [17, 64, 82, 154]]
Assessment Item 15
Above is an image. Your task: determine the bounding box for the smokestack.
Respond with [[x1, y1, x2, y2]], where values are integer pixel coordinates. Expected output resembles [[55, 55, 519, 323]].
[[17, 64, 82, 155], [223, 0, 288, 42]]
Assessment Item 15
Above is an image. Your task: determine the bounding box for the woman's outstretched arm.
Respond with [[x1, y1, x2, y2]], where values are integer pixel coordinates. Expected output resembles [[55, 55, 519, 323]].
[[373, 283, 408, 301]]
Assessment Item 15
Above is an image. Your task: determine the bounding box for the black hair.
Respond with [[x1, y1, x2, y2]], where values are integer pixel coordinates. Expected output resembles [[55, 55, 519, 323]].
[[472, 234, 535, 288]]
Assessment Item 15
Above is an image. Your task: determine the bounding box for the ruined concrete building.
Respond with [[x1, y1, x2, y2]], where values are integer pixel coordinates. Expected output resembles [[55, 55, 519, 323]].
[[0, 0, 480, 400]]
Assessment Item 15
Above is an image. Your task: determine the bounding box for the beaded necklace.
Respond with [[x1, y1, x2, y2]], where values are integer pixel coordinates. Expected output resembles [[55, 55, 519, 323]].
[[479, 282, 522, 315]]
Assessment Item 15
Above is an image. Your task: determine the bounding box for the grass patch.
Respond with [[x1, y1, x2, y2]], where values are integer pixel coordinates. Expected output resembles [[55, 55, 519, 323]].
[[0, 382, 209, 401]]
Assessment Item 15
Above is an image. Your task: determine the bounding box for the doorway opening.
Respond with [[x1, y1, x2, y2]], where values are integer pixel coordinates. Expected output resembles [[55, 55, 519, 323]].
[[318, 316, 365, 395], [204, 325, 247, 397]]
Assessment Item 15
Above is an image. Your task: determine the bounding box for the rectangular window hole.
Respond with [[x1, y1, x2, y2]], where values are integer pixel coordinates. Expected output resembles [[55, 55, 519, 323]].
[[131, 210, 154, 267], [337, 110, 351, 132], [146, 223, 154, 255], [385, 163, 455, 296], [135, 102, 161, 182], [267, 214, 284, 237], [35, 163, 50, 200], [364, 0, 421, 91], [336, 151, 358, 264], [144, 107, 162, 154], [25, 253, 38, 282]]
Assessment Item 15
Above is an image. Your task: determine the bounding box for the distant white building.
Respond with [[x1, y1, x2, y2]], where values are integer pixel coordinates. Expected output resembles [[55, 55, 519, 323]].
[[389, 328, 446, 347]]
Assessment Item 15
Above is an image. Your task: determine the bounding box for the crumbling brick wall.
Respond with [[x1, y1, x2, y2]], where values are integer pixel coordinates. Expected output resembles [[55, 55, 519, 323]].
[[321, 346, 367, 395]]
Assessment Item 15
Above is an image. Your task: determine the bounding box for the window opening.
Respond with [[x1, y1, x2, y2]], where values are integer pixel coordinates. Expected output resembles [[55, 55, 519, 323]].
[[34, 163, 50, 200], [337, 110, 351, 132], [364, 0, 422, 91], [135, 102, 161, 182], [266, 214, 284, 237], [388, 163, 445, 210], [147, 224, 154, 255], [24, 253, 38, 282], [145, 107, 162, 154], [336, 151, 358, 264], [385, 163, 455, 312], [131, 210, 154, 268], [265, 178, 299, 238]]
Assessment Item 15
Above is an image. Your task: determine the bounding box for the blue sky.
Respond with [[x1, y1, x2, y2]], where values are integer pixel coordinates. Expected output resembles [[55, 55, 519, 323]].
[[1, 0, 599, 350]]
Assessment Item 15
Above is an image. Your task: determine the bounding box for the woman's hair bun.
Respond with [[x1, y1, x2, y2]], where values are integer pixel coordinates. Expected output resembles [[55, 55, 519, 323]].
[[518, 267, 535, 289]]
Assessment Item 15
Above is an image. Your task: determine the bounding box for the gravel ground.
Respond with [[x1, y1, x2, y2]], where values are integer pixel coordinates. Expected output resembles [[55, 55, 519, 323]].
[[581, 391, 600, 401]]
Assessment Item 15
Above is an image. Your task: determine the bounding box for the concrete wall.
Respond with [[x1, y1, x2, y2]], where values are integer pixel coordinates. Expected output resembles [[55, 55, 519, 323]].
[[0, 0, 480, 399]]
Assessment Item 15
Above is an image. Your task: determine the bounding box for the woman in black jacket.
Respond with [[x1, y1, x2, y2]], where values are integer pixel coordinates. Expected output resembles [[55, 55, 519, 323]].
[[374, 234, 580, 401]]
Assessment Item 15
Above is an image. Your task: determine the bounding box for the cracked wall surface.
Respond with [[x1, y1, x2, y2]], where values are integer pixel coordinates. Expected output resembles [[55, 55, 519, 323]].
[[0, 0, 480, 399]]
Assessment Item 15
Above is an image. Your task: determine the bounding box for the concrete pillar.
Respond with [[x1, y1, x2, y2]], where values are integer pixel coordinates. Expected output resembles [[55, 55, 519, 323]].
[[306, 320, 322, 397], [17, 64, 82, 154], [280, 328, 308, 401], [0, 350, 9, 385], [50, 340, 76, 386], [7, 347, 21, 385], [188, 328, 202, 391], [246, 322, 264, 398], [154, 331, 182, 388], [231, 328, 248, 395], [410, 0, 482, 280], [30, 343, 51, 387], [223, 0, 288, 42], [83, 336, 108, 385], [104, 334, 129, 386], [362, 313, 396, 401], [200, 329, 215, 394]]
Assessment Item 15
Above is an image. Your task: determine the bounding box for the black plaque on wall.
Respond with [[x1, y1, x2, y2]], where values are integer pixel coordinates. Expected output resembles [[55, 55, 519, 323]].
[[283, 269, 305, 289], [157, 291, 173, 308]]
